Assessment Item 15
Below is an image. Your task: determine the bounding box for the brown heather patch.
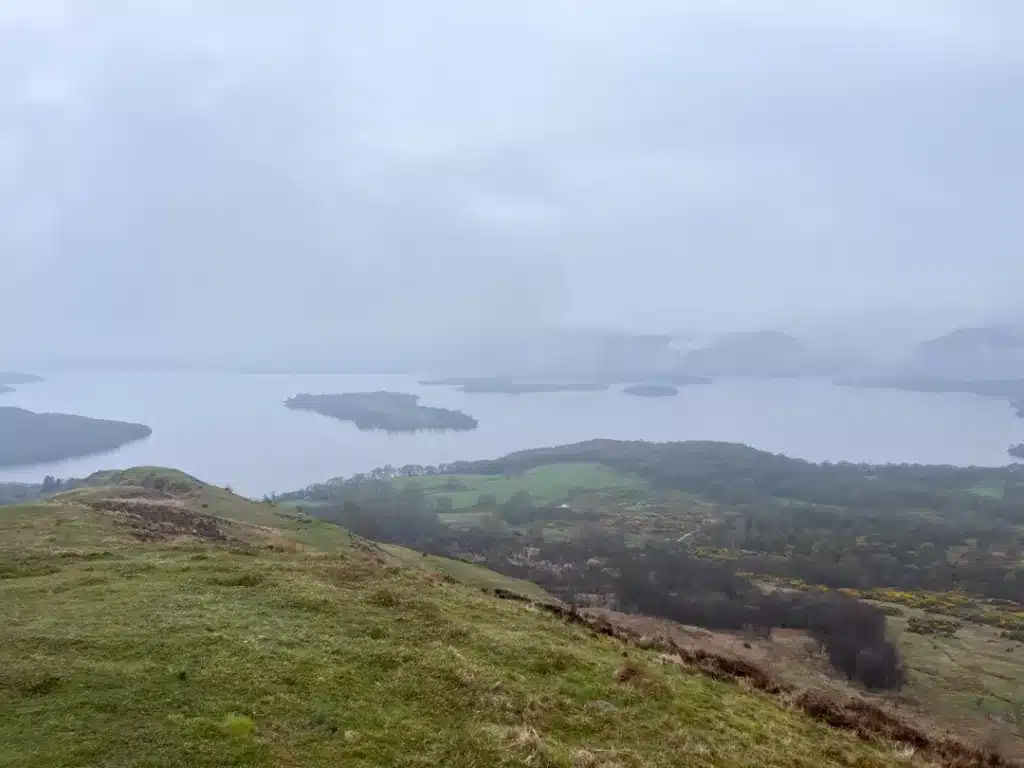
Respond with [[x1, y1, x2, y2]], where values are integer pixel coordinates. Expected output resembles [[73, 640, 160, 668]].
[[487, 588, 1022, 768]]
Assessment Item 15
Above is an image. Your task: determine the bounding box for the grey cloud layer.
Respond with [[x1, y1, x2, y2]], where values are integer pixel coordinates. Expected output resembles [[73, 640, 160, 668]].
[[1, 1, 1022, 361]]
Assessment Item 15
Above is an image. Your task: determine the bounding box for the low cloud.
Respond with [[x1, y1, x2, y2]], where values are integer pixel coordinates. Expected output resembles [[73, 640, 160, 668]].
[[1, 1, 1021, 363]]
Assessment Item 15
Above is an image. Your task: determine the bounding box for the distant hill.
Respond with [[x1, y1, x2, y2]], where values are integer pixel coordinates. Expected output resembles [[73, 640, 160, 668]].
[[886, 326, 1024, 381], [426, 329, 697, 383], [681, 330, 851, 378], [0, 407, 152, 468], [836, 327, 1024, 414]]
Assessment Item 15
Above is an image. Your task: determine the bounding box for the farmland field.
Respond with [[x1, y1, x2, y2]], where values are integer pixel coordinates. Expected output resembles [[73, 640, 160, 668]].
[[393, 462, 648, 508]]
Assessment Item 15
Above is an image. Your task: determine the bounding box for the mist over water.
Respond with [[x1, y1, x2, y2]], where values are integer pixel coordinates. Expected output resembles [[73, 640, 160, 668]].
[[0, 372, 1018, 496]]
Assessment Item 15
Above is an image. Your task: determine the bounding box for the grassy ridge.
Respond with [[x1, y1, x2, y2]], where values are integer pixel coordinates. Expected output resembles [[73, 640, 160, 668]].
[[2, 550, 921, 768], [0, 467, 947, 767], [366, 457, 1024, 753], [379, 543, 554, 601]]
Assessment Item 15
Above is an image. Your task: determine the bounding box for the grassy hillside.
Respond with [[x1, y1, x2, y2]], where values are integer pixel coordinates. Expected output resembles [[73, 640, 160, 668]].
[[0, 466, 984, 767], [886, 603, 1024, 741], [283, 443, 1024, 757], [379, 543, 554, 602], [393, 462, 648, 509]]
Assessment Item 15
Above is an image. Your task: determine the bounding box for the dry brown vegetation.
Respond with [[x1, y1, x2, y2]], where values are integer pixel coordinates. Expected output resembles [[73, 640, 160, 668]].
[[80, 496, 234, 542], [488, 588, 1022, 767]]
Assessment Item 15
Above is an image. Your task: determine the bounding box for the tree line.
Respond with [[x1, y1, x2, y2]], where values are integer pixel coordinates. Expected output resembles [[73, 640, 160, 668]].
[[297, 476, 904, 690]]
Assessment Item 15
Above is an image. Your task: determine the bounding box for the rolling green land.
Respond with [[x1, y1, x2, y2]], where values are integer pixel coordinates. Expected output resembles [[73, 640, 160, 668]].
[[393, 462, 648, 509], [0, 466, 948, 768], [882, 601, 1024, 739], [285, 391, 477, 432], [286, 442, 1024, 756]]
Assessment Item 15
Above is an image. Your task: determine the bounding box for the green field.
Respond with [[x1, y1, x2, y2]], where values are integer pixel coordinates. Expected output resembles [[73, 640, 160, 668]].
[[0, 466, 930, 767], [394, 462, 648, 509], [968, 479, 1007, 500], [881, 603, 1024, 750], [1, 549, 917, 768]]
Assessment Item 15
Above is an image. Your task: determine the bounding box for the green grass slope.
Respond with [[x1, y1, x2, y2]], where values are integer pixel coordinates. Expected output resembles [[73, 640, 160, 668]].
[[379, 542, 554, 602], [884, 603, 1024, 749], [394, 462, 648, 509], [0, 467, 993, 767]]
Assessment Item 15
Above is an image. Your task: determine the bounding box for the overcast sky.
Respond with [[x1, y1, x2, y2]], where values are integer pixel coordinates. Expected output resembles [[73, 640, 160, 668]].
[[1, 1, 1022, 363]]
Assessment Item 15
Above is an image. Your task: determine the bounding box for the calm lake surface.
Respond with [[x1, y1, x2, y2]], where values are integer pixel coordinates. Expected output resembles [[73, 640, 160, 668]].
[[1, 372, 1020, 496]]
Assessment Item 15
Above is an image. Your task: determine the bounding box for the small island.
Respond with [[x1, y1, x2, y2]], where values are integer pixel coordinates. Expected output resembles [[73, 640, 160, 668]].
[[285, 392, 478, 432], [623, 384, 679, 398], [1013, 400, 1023, 419], [0, 407, 152, 468], [835, 375, 1024, 400], [0, 372, 43, 385], [0, 372, 43, 394], [419, 377, 609, 395]]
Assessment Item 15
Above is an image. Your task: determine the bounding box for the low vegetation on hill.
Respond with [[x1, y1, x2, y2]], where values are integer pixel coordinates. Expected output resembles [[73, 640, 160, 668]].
[[282, 441, 1024, 754], [1, 466, 985, 767], [289, 441, 1024, 602], [286, 473, 905, 690], [0, 407, 152, 468], [285, 391, 478, 432]]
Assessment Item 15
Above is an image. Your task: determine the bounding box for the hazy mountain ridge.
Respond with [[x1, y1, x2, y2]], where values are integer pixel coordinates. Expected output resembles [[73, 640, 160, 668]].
[[869, 326, 1024, 382], [678, 330, 856, 378]]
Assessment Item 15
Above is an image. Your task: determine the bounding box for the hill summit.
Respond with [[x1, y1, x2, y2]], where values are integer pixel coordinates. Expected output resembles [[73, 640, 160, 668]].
[[0, 467, 1014, 767]]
